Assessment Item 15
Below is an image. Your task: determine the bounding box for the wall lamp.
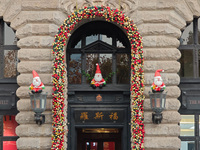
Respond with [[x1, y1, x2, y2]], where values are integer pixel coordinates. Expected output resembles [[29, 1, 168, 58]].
[[29, 92, 47, 125], [149, 91, 167, 124], [149, 69, 167, 124]]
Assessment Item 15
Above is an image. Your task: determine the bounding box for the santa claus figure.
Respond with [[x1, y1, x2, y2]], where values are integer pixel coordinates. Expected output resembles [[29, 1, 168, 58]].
[[29, 70, 45, 93], [91, 63, 106, 89], [151, 69, 166, 93]]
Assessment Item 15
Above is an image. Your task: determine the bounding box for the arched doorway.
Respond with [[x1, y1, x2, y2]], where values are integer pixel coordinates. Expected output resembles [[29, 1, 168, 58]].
[[52, 6, 144, 150], [67, 20, 131, 150]]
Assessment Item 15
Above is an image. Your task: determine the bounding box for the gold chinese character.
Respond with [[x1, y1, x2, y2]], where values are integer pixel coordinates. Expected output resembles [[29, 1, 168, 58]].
[[80, 112, 89, 120], [109, 112, 118, 120], [94, 112, 104, 120]]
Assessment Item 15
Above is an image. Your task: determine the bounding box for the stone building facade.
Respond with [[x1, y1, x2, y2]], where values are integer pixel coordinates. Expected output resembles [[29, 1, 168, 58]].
[[0, 0, 200, 149]]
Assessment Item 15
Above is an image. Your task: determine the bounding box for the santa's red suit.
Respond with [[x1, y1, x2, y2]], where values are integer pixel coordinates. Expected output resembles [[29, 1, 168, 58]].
[[91, 78, 106, 87], [151, 69, 166, 92], [29, 70, 45, 93], [91, 63, 106, 88]]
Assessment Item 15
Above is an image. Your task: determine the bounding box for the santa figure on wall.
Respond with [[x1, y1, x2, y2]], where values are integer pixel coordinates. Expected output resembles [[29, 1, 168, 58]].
[[29, 70, 45, 93], [91, 63, 106, 89], [151, 69, 166, 93]]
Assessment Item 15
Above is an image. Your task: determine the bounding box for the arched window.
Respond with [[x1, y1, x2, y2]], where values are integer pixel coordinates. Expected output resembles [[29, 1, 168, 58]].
[[179, 17, 200, 150], [67, 21, 130, 90]]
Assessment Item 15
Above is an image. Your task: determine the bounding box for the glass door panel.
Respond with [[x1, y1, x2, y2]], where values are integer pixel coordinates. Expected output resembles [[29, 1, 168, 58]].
[[180, 115, 195, 136], [181, 141, 195, 150], [85, 142, 98, 150], [103, 142, 115, 150]]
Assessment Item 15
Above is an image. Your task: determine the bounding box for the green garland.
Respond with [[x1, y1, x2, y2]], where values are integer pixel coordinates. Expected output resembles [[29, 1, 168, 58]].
[[52, 6, 144, 150]]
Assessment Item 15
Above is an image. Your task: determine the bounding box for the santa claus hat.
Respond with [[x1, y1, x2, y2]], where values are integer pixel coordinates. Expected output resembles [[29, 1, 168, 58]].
[[95, 63, 101, 74], [32, 70, 39, 78], [154, 69, 164, 77]]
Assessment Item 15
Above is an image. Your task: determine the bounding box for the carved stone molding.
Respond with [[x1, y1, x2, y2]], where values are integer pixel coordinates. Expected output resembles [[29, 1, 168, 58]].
[[60, 0, 138, 16]]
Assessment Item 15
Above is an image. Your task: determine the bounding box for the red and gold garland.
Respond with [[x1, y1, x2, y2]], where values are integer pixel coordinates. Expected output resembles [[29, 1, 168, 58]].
[[52, 6, 144, 150]]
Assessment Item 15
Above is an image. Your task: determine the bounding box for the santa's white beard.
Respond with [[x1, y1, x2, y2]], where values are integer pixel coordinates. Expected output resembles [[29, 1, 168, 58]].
[[155, 81, 162, 86], [94, 73, 102, 82], [33, 77, 41, 87]]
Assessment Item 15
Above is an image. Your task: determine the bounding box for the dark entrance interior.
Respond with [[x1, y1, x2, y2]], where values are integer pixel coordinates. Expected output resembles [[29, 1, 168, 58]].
[[77, 128, 121, 150]]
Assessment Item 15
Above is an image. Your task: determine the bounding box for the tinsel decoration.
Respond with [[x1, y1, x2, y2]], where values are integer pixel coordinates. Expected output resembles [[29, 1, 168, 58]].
[[52, 6, 144, 150]]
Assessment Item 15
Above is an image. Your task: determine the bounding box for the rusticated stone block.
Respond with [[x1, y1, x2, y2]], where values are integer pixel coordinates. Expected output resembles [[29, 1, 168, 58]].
[[138, 23, 181, 38], [17, 36, 54, 48], [21, 0, 59, 10], [17, 98, 52, 111], [144, 86, 181, 98], [17, 73, 53, 86], [143, 48, 181, 61], [144, 73, 180, 86], [16, 111, 52, 124], [10, 11, 66, 29], [16, 86, 53, 98], [18, 49, 53, 61], [138, 10, 186, 29], [186, 0, 200, 17], [138, 0, 193, 22], [144, 98, 180, 111], [144, 111, 181, 124], [17, 61, 53, 73], [145, 124, 180, 136], [144, 61, 180, 73], [142, 36, 180, 48], [144, 137, 181, 149], [16, 24, 59, 39], [16, 124, 52, 137], [0, 0, 11, 17], [3, 0, 21, 23], [16, 137, 51, 150]]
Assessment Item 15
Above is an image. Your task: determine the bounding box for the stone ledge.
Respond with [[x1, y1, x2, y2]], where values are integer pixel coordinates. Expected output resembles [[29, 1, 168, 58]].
[[144, 137, 181, 149], [143, 48, 181, 61], [144, 111, 181, 124], [16, 137, 51, 150], [17, 36, 54, 48], [142, 36, 180, 48], [144, 124, 180, 136], [18, 49, 53, 61], [144, 61, 180, 73], [16, 124, 52, 137], [17, 61, 53, 73]]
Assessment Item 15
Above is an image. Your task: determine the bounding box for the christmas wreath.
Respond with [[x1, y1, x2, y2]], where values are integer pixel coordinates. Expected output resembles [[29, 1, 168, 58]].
[[52, 6, 144, 150]]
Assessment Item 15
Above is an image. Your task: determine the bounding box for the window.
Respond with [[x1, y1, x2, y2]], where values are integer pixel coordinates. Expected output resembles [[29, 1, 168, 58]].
[[67, 21, 130, 89], [179, 18, 200, 78], [0, 19, 19, 149], [179, 17, 200, 150], [180, 115, 200, 150]]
